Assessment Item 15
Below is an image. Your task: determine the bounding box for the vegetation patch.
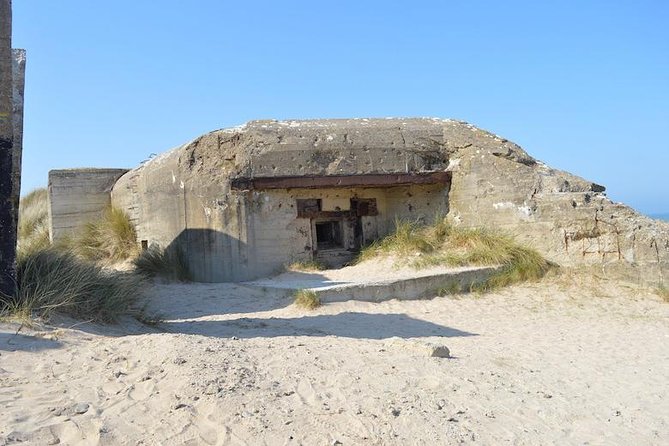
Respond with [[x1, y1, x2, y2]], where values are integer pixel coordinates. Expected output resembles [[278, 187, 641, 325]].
[[294, 289, 321, 310], [2, 249, 145, 323], [286, 260, 327, 272], [358, 218, 552, 291], [65, 207, 140, 263], [4, 192, 158, 324], [133, 246, 192, 282], [16, 188, 51, 258]]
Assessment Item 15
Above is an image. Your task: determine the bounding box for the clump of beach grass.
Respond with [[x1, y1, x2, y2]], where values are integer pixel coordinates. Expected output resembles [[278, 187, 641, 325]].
[[5, 192, 156, 324], [286, 260, 327, 272], [358, 218, 552, 291], [66, 207, 140, 263], [16, 188, 51, 258], [2, 249, 145, 323], [294, 289, 321, 310], [133, 246, 192, 282]]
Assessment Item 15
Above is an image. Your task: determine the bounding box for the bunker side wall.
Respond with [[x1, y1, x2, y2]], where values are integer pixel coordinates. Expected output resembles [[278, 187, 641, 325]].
[[48, 169, 129, 241], [445, 137, 669, 287], [112, 161, 451, 282]]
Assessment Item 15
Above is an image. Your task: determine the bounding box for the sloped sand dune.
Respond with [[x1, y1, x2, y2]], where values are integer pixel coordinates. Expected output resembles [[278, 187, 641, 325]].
[[1, 275, 668, 445]]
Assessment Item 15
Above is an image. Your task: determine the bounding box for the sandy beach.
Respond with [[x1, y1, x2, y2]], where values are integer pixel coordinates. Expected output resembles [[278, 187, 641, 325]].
[[1, 273, 668, 445]]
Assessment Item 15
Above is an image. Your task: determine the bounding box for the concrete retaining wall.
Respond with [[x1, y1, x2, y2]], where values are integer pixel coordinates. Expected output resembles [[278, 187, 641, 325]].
[[48, 168, 128, 241]]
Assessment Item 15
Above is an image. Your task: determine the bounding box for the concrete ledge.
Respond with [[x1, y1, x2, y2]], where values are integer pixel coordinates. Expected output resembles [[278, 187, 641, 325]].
[[245, 265, 502, 303]]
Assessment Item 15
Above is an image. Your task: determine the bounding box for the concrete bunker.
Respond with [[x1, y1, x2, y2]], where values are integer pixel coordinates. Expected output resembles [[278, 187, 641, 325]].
[[231, 172, 450, 267], [46, 118, 669, 286]]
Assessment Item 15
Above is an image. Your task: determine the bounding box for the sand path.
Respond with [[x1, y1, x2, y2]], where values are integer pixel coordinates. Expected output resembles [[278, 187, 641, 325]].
[[1, 276, 668, 445]]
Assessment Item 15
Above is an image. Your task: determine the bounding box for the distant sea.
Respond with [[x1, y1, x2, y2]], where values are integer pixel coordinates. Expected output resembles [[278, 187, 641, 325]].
[[651, 213, 669, 222]]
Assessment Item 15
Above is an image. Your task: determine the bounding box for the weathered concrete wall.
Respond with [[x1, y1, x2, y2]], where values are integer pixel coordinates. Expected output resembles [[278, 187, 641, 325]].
[[111, 118, 669, 285], [111, 119, 452, 282], [48, 168, 129, 241], [113, 176, 449, 282], [442, 121, 669, 287]]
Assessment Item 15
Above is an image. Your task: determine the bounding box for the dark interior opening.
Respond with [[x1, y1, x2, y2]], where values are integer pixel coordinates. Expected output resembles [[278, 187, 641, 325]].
[[315, 220, 343, 249]]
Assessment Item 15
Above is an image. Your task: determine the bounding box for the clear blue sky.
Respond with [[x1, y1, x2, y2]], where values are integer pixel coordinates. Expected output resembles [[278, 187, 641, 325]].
[[12, 0, 669, 214]]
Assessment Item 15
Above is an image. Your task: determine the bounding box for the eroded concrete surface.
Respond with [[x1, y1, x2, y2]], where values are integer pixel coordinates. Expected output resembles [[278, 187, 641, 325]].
[[245, 260, 501, 303], [48, 118, 668, 285]]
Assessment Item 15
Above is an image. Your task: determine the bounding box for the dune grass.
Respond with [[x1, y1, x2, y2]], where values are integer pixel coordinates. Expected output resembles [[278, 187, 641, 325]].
[[3, 192, 154, 323], [16, 188, 51, 258], [286, 260, 327, 272], [2, 249, 145, 323], [294, 289, 321, 310], [132, 246, 192, 282], [358, 218, 552, 292], [64, 207, 140, 263]]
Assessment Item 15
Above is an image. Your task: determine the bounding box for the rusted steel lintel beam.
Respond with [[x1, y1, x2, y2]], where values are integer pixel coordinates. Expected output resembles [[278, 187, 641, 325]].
[[231, 172, 451, 190]]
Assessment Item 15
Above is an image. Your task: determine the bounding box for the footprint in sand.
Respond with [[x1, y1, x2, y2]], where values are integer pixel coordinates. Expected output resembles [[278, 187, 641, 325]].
[[296, 378, 320, 407], [128, 379, 156, 401]]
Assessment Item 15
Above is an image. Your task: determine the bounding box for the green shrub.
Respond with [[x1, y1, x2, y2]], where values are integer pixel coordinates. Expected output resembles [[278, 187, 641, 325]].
[[294, 289, 321, 310], [133, 246, 192, 282], [2, 249, 145, 323]]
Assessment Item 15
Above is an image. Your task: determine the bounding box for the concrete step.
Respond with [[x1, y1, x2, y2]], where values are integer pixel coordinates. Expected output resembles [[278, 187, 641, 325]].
[[244, 265, 502, 303]]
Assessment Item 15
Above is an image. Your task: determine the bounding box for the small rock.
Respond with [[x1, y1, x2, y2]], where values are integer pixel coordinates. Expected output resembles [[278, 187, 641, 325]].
[[435, 400, 446, 410], [390, 408, 401, 417], [74, 403, 90, 414], [428, 344, 451, 358], [173, 357, 187, 365]]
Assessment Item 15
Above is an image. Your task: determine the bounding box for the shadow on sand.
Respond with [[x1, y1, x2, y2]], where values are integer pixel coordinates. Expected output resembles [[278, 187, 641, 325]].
[[142, 283, 295, 319], [159, 312, 476, 340], [0, 332, 63, 352]]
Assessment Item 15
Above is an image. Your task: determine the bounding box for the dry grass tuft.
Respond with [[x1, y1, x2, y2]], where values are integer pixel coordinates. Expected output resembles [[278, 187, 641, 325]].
[[133, 246, 192, 282], [286, 260, 327, 272], [17, 188, 51, 258], [7, 193, 152, 323], [66, 207, 140, 263], [2, 249, 145, 323], [358, 218, 552, 291], [294, 289, 321, 310]]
